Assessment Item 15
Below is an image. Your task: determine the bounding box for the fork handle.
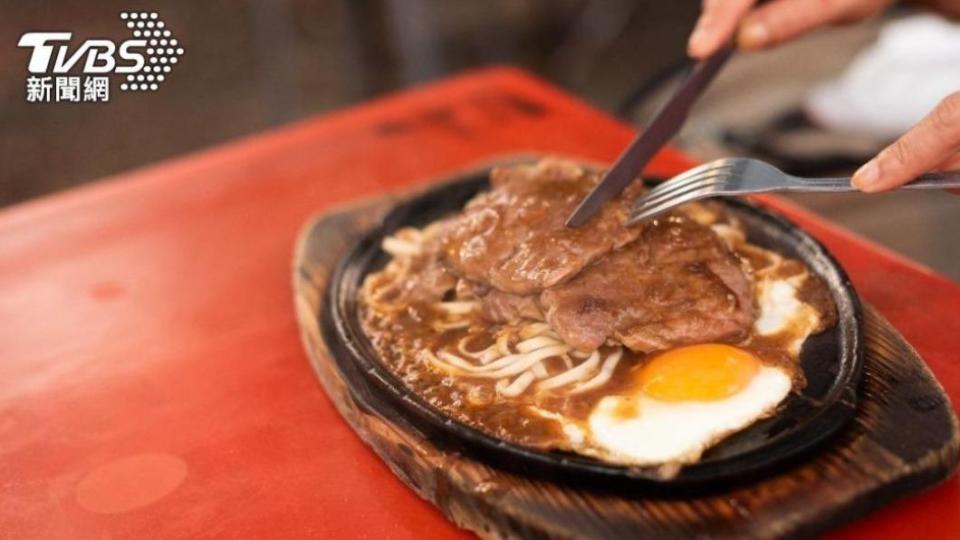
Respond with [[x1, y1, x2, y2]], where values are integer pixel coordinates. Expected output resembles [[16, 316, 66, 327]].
[[789, 172, 960, 191]]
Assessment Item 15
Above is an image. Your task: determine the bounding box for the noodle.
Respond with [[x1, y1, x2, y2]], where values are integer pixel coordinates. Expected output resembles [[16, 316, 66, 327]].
[[519, 322, 552, 339], [436, 301, 479, 315], [457, 337, 501, 364], [436, 350, 487, 372], [531, 362, 549, 379], [382, 236, 422, 257], [495, 332, 512, 357], [537, 350, 600, 391], [476, 345, 571, 379], [516, 335, 563, 353], [431, 319, 472, 331], [569, 348, 623, 394], [497, 371, 536, 397]]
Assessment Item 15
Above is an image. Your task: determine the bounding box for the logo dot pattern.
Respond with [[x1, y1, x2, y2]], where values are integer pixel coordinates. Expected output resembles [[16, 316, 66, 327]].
[[119, 11, 182, 92]]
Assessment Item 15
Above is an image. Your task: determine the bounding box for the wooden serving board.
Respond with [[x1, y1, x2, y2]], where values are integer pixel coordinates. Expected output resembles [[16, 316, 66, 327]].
[[292, 194, 959, 539]]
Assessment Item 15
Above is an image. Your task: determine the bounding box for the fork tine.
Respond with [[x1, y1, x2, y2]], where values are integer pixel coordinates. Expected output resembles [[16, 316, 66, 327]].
[[640, 164, 734, 207], [644, 162, 732, 198], [662, 160, 730, 184], [635, 173, 728, 210], [628, 186, 719, 225], [633, 180, 723, 219]]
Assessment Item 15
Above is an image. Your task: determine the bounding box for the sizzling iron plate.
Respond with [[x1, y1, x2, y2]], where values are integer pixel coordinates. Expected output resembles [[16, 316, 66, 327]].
[[323, 167, 863, 491]]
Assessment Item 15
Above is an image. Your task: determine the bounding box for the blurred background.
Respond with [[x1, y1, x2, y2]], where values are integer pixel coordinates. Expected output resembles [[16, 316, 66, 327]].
[[2, 0, 959, 279]]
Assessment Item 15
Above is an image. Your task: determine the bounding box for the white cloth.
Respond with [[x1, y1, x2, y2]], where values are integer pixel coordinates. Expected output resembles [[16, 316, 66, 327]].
[[804, 14, 960, 140]]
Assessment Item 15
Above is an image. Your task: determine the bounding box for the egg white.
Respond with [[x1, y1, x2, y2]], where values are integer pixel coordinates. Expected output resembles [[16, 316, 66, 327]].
[[754, 274, 822, 356], [586, 365, 792, 465]]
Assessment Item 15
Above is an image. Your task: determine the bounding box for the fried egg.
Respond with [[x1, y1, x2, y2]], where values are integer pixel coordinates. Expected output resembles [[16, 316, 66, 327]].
[[585, 344, 792, 465]]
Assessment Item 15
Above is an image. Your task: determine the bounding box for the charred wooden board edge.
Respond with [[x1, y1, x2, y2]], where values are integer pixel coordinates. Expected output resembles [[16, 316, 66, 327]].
[[292, 176, 959, 540]]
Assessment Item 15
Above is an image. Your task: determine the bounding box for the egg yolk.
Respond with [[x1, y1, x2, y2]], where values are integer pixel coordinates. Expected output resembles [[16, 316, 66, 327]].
[[638, 344, 759, 402]]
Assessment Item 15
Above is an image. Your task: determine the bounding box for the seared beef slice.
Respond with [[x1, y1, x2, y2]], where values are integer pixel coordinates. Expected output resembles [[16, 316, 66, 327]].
[[455, 278, 543, 322], [438, 159, 643, 295], [540, 216, 756, 352]]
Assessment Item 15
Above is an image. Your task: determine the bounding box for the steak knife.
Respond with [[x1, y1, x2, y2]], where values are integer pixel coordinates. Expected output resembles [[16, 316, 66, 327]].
[[566, 46, 734, 227]]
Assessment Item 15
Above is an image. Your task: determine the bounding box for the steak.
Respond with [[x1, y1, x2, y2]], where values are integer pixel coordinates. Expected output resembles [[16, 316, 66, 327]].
[[540, 216, 756, 352], [456, 278, 543, 323], [438, 159, 644, 295], [365, 252, 456, 305], [481, 288, 544, 323]]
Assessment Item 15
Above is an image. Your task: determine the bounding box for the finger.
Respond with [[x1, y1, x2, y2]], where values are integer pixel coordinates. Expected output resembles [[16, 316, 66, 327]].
[[853, 92, 960, 192], [935, 153, 960, 195], [738, 0, 890, 51], [936, 152, 960, 171], [688, 0, 757, 58]]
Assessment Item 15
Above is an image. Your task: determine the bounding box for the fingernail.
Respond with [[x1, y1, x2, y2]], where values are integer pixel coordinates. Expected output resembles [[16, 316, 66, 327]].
[[688, 25, 708, 56], [739, 22, 769, 49], [852, 160, 880, 191]]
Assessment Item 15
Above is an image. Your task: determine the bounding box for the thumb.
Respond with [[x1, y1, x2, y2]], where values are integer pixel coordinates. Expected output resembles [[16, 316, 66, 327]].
[[853, 92, 960, 192]]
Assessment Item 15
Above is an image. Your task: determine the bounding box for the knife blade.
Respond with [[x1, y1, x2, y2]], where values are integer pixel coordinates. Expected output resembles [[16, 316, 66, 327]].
[[565, 45, 734, 227]]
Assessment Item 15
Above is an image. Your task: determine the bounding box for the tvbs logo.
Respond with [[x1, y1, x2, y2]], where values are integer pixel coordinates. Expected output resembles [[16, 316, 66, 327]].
[[18, 12, 183, 103]]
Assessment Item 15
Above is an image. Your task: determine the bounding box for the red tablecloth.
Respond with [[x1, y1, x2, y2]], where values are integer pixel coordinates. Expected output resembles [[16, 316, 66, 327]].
[[2, 68, 957, 539]]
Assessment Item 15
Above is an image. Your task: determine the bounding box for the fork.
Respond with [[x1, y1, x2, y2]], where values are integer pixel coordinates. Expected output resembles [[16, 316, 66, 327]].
[[628, 157, 960, 225]]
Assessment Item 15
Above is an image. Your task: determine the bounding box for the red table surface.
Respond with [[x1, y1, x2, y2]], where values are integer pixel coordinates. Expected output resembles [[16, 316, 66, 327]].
[[1, 68, 958, 539]]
